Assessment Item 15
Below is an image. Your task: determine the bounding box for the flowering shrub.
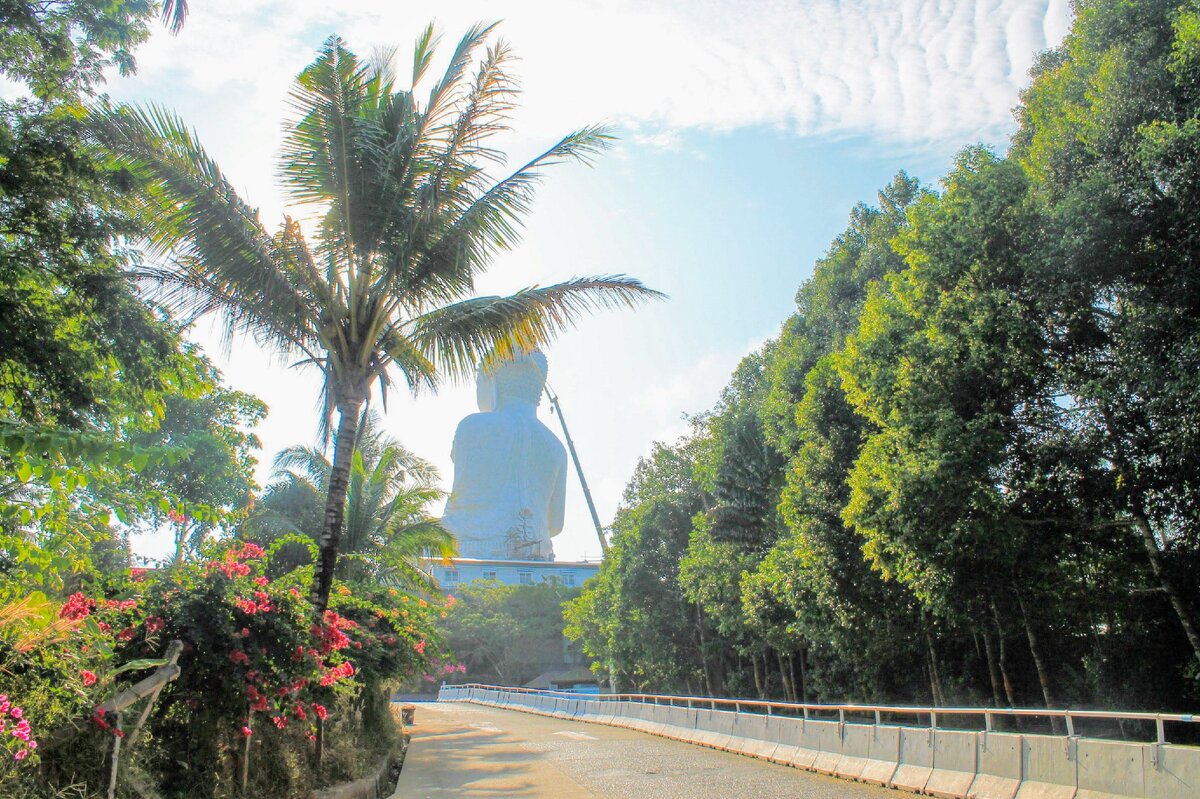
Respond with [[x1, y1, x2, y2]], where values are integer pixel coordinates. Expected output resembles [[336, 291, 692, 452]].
[[0, 696, 37, 764], [1, 538, 448, 798]]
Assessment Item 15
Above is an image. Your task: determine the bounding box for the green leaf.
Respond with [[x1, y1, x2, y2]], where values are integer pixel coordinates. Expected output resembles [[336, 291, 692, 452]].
[[110, 657, 169, 678]]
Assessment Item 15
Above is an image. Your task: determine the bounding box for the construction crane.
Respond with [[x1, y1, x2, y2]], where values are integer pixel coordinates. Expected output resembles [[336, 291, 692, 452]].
[[544, 385, 608, 556]]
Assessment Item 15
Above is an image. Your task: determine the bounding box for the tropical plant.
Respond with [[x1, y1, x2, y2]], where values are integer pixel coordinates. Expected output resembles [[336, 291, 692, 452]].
[[91, 24, 663, 612], [247, 413, 453, 591]]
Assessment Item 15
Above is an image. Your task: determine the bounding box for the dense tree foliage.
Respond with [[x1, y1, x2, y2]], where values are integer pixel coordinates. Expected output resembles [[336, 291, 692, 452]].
[[567, 0, 1200, 711], [441, 580, 581, 687]]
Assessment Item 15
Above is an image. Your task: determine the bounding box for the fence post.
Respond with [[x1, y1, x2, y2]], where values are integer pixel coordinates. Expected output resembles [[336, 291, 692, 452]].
[[240, 711, 253, 795], [107, 711, 123, 799]]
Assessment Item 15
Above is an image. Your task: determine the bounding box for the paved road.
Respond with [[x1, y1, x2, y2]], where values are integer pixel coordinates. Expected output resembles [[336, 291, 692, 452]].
[[393, 702, 898, 798]]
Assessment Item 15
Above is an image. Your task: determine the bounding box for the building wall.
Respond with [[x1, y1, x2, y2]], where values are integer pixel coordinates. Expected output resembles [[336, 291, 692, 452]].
[[427, 558, 600, 591]]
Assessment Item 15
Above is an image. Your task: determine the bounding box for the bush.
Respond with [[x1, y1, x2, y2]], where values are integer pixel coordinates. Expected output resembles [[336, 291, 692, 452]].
[[0, 540, 446, 798]]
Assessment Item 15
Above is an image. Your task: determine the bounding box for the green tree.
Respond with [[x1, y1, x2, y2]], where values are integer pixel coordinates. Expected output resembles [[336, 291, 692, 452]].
[[565, 436, 707, 692], [92, 27, 662, 613], [441, 580, 580, 686], [128, 357, 265, 564], [1015, 0, 1200, 664]]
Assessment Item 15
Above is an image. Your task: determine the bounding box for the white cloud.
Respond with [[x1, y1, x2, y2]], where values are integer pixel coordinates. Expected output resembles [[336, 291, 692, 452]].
[[118, 0, 1072, 148]]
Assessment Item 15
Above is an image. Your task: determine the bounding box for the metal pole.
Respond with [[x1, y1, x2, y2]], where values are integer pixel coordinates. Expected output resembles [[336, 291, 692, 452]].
[[545, 385, 608, 555]]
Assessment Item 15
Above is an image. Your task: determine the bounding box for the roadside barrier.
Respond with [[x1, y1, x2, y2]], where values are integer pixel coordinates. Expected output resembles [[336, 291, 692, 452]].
[[436, 684, 1199, 799]]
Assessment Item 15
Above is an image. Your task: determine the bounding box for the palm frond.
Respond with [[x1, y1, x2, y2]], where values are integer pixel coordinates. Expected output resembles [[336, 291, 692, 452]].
[[407, 276, 667, 381], [420, 22, 500, 135], [411, 23, 440, 87], [161, 0, 189, 34], [89, 103, 323, 360], [272, 445, 332, 487], [404, 126, 616, 301]]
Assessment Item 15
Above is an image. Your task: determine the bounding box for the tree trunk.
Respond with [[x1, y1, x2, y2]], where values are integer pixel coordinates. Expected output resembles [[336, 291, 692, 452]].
[[791, 651, 806, 703], [776, 650, 794, 702], [751, 652, 765, 699], [982, 627, 1004, 709], [1016, 593, 1055, 708], [1016, 592, 1062, 734], [310, 395, 364, 613], [991, 601, 1018, 709], [1100, 406, 1200, 662], [1130, 506, 1200, 661], [696, 605, 714, 696], [925, 631, 945, 707], [173, 518, 188, 566]]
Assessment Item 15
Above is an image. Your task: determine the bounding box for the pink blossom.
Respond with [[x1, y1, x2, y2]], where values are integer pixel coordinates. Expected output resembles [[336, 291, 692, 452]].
[[59, 593, 94, 620], [14, 749, 27, 761], [241, 726, 252, 737], [81, 670, 97, 687]]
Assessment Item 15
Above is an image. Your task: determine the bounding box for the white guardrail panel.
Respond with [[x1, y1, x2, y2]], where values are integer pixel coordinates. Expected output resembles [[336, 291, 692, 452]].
[[436, 685, 1200, 799]]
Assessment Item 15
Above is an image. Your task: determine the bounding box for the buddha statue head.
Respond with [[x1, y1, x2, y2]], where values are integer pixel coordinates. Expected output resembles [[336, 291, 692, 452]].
[[476, 350, 548, 412]]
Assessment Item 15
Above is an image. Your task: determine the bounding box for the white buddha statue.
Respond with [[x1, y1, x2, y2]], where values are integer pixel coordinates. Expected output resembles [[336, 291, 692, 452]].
[[441, 351, 567, 560]]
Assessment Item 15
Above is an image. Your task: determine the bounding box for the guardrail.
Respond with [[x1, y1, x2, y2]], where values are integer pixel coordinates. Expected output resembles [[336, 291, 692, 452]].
[[438, 683, 1200, 799]]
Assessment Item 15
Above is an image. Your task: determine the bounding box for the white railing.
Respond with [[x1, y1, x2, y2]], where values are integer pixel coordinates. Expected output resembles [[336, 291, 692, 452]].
[[439, 682, 1198, 745]]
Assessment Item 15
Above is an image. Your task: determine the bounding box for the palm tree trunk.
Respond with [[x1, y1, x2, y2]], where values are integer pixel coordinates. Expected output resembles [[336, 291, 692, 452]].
[[310, 396, 364, 613]]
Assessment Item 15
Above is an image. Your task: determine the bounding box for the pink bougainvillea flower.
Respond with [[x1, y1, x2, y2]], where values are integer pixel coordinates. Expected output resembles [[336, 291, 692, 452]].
[[272, 716, 287, 729], [414, 640, 426, 655], [229, 650, 250, 666], [241, 627, 250, 638], [10, 707, 22, 720], [81, 670, 97, 687], [312, 704, 328, 721], [14, 749, 27, 761], [146, 616, 165, 634], [254, 576, 269, 586], [59, 593, 94, 620], [241, 726, 252, 737]]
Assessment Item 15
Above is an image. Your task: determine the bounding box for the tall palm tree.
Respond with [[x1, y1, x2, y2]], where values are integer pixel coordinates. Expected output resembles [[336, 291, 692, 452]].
[[248, 413, 453, 591], [91, 24, 663, 612]]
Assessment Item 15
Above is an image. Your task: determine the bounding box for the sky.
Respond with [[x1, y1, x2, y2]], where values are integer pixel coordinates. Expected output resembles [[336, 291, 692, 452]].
[[104, 0, 1075, 563]]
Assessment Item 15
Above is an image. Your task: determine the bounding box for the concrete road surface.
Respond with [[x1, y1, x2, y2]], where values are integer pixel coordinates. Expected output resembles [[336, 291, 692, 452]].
[[393, 701, 899, 798]]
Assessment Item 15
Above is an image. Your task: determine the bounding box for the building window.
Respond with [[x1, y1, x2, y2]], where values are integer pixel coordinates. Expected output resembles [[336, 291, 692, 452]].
[[444, 569, 459, 583], [518, 571, 533, 585], [482, 570, 497, 581], [560, 572, 576, 586]]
